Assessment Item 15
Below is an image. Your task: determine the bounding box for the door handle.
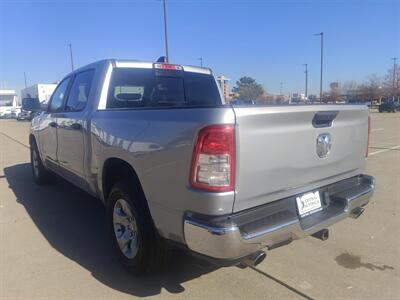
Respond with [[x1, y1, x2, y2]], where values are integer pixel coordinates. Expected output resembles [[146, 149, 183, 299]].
[[70, 123, 81, 130], [49, 121, 58, 128], [312, 111, 339, 128]]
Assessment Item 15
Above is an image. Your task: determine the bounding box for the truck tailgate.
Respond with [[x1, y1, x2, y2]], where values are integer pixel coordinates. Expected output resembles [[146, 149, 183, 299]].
[[233, 105, 369, 212]]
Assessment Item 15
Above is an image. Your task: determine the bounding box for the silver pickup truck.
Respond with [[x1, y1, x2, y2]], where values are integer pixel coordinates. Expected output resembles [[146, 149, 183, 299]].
[[25, 59, 375, 274]]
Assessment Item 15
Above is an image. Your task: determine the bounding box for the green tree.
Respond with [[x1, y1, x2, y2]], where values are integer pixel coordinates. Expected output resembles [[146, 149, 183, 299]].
[[232, 77, 265, 100]]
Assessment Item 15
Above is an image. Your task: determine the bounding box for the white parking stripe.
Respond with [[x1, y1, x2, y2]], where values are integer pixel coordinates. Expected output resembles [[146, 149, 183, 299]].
[[371, 128, 384, 132], [369, 145, 400, 156]]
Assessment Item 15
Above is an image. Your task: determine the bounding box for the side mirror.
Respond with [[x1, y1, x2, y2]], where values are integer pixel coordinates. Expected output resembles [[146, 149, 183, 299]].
[[22, 98, 42, 112], [40, 102, 49, 111]]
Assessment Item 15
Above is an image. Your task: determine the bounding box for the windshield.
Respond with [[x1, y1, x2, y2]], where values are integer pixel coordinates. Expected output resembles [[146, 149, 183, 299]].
[[106, 68, 221, 109], [0, 95, 14, 107]]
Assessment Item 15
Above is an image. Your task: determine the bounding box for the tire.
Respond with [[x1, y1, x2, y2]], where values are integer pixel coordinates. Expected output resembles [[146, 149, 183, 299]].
[[30, 142, 52, 185], [106, 180, 164, 275]]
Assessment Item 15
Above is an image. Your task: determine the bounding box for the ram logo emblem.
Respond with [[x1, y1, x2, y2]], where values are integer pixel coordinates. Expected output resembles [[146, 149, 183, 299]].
[[316, 133, 331, 158]]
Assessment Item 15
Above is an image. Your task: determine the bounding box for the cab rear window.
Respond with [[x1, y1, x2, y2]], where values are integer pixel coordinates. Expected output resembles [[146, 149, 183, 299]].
[[106, 68, 221, 109]]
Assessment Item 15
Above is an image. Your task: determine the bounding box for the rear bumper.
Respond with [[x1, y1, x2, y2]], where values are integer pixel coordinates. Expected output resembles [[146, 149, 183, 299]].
[[183, 174, 375, 260]]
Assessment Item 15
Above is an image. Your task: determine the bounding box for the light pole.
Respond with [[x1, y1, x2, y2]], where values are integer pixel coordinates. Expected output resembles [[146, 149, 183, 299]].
[[315, 32, 323, 102], [392, 57, 398, 100], [303, 64, 308, 99], [69, 43, 74, 71], [162, 0, 169, 63], [280, 81, 283, 95], [199, 57, 203, 67], [23, 72, 27, 88]]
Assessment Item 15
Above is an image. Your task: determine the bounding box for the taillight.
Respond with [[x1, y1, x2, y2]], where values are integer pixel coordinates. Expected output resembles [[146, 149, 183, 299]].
[[190, 125, 235, 192], [366, 115, 371, 158]]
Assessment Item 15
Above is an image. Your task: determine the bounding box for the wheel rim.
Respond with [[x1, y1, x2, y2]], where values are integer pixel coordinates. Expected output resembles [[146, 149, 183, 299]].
[[113, 199, 139, 259], [32, 148, 39, 178]]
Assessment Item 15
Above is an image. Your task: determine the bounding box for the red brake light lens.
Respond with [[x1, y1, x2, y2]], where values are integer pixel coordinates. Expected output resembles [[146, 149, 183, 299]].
[[190, 125, 235, 192], [154, 63, 183, 71]]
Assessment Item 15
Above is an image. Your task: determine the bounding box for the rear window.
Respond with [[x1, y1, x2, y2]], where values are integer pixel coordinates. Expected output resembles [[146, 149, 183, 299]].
[[106, 68, 221, 109]]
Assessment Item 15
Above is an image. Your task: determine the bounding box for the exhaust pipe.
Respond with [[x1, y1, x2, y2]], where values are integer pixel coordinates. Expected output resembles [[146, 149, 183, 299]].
[[350, 207, 365, 219], [241, 251, 267, 267], [312, 229, 329, 241]]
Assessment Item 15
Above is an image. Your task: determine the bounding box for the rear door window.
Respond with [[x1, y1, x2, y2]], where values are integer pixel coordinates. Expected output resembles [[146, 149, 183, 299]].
[[49, 77, 71, 112], [65, 70, 94, 112]]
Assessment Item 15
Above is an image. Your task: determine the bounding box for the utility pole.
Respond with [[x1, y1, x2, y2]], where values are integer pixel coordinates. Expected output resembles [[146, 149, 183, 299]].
[[315, 32, 324, 102], [23, 72, 27, 88], [392, 57, 397, 88], [199, 57, 203, 67], [162, 0, 169, 63], [392, 57, 398, 101], [303, 64, 308, 99], [69, 43, 74, 71], [280, 82, 283, 95]]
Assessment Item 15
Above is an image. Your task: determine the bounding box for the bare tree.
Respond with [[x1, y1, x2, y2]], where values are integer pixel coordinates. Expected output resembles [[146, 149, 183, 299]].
[[383, 66, 400, 99], [342, 81, 358, 94], [358, 74, 384, 102]]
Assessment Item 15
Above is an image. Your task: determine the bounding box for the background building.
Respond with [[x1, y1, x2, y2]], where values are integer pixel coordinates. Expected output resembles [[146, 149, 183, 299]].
[[216, 75, 231, 102]]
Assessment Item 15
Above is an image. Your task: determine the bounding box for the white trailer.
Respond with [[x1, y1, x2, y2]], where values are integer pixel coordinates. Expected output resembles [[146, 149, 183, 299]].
[[21, 84, 57, 104], [0, 89, 18, 118]]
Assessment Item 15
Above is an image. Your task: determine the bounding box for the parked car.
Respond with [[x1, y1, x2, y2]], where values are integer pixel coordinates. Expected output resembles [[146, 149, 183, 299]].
[[24, 59, 375, 274], [230, 99, 257, 105], [379, 100, 400, 112]]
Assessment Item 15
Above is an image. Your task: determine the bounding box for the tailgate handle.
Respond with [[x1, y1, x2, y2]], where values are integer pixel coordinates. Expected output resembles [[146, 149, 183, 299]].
[[312, 111, 338, 128]]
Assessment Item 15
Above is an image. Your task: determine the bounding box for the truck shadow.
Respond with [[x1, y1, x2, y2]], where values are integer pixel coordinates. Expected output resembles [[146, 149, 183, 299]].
[[4, 163, 219, 296]]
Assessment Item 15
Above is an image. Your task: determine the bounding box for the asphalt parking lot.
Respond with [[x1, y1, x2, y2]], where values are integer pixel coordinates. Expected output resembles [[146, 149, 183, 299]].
[[0, 112, 399, 300]]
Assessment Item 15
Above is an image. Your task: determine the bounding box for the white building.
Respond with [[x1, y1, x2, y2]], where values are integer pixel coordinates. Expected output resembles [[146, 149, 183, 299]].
[[216, 75, 231, 102]]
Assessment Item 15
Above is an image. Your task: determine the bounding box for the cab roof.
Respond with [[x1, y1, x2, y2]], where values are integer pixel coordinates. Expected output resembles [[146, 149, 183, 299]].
[[112, 59, 212, 75]]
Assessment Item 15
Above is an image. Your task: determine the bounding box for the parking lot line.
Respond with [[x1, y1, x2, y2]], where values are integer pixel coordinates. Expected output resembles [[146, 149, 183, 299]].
[[371, 128, 384, 132], [369, 145, 400, 156], [249, 266, 314, 300], [0, 132, 29, 149]]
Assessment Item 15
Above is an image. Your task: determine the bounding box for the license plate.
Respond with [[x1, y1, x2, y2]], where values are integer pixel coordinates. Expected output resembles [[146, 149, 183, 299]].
[[296, 191, 322, 217]]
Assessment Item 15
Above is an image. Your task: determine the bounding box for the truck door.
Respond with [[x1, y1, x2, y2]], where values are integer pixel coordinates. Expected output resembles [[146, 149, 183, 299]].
[[38, 77, 71, 166], [56, 69, 94, 183]]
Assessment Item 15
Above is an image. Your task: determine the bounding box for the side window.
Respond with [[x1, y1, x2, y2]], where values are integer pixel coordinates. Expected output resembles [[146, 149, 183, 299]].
[[49, 78, 71, 112], [65, 70, 95, 112]]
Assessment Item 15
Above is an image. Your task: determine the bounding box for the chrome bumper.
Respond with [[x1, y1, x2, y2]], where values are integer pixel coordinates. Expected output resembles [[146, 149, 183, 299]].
[[184, 175, 375, 260]]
